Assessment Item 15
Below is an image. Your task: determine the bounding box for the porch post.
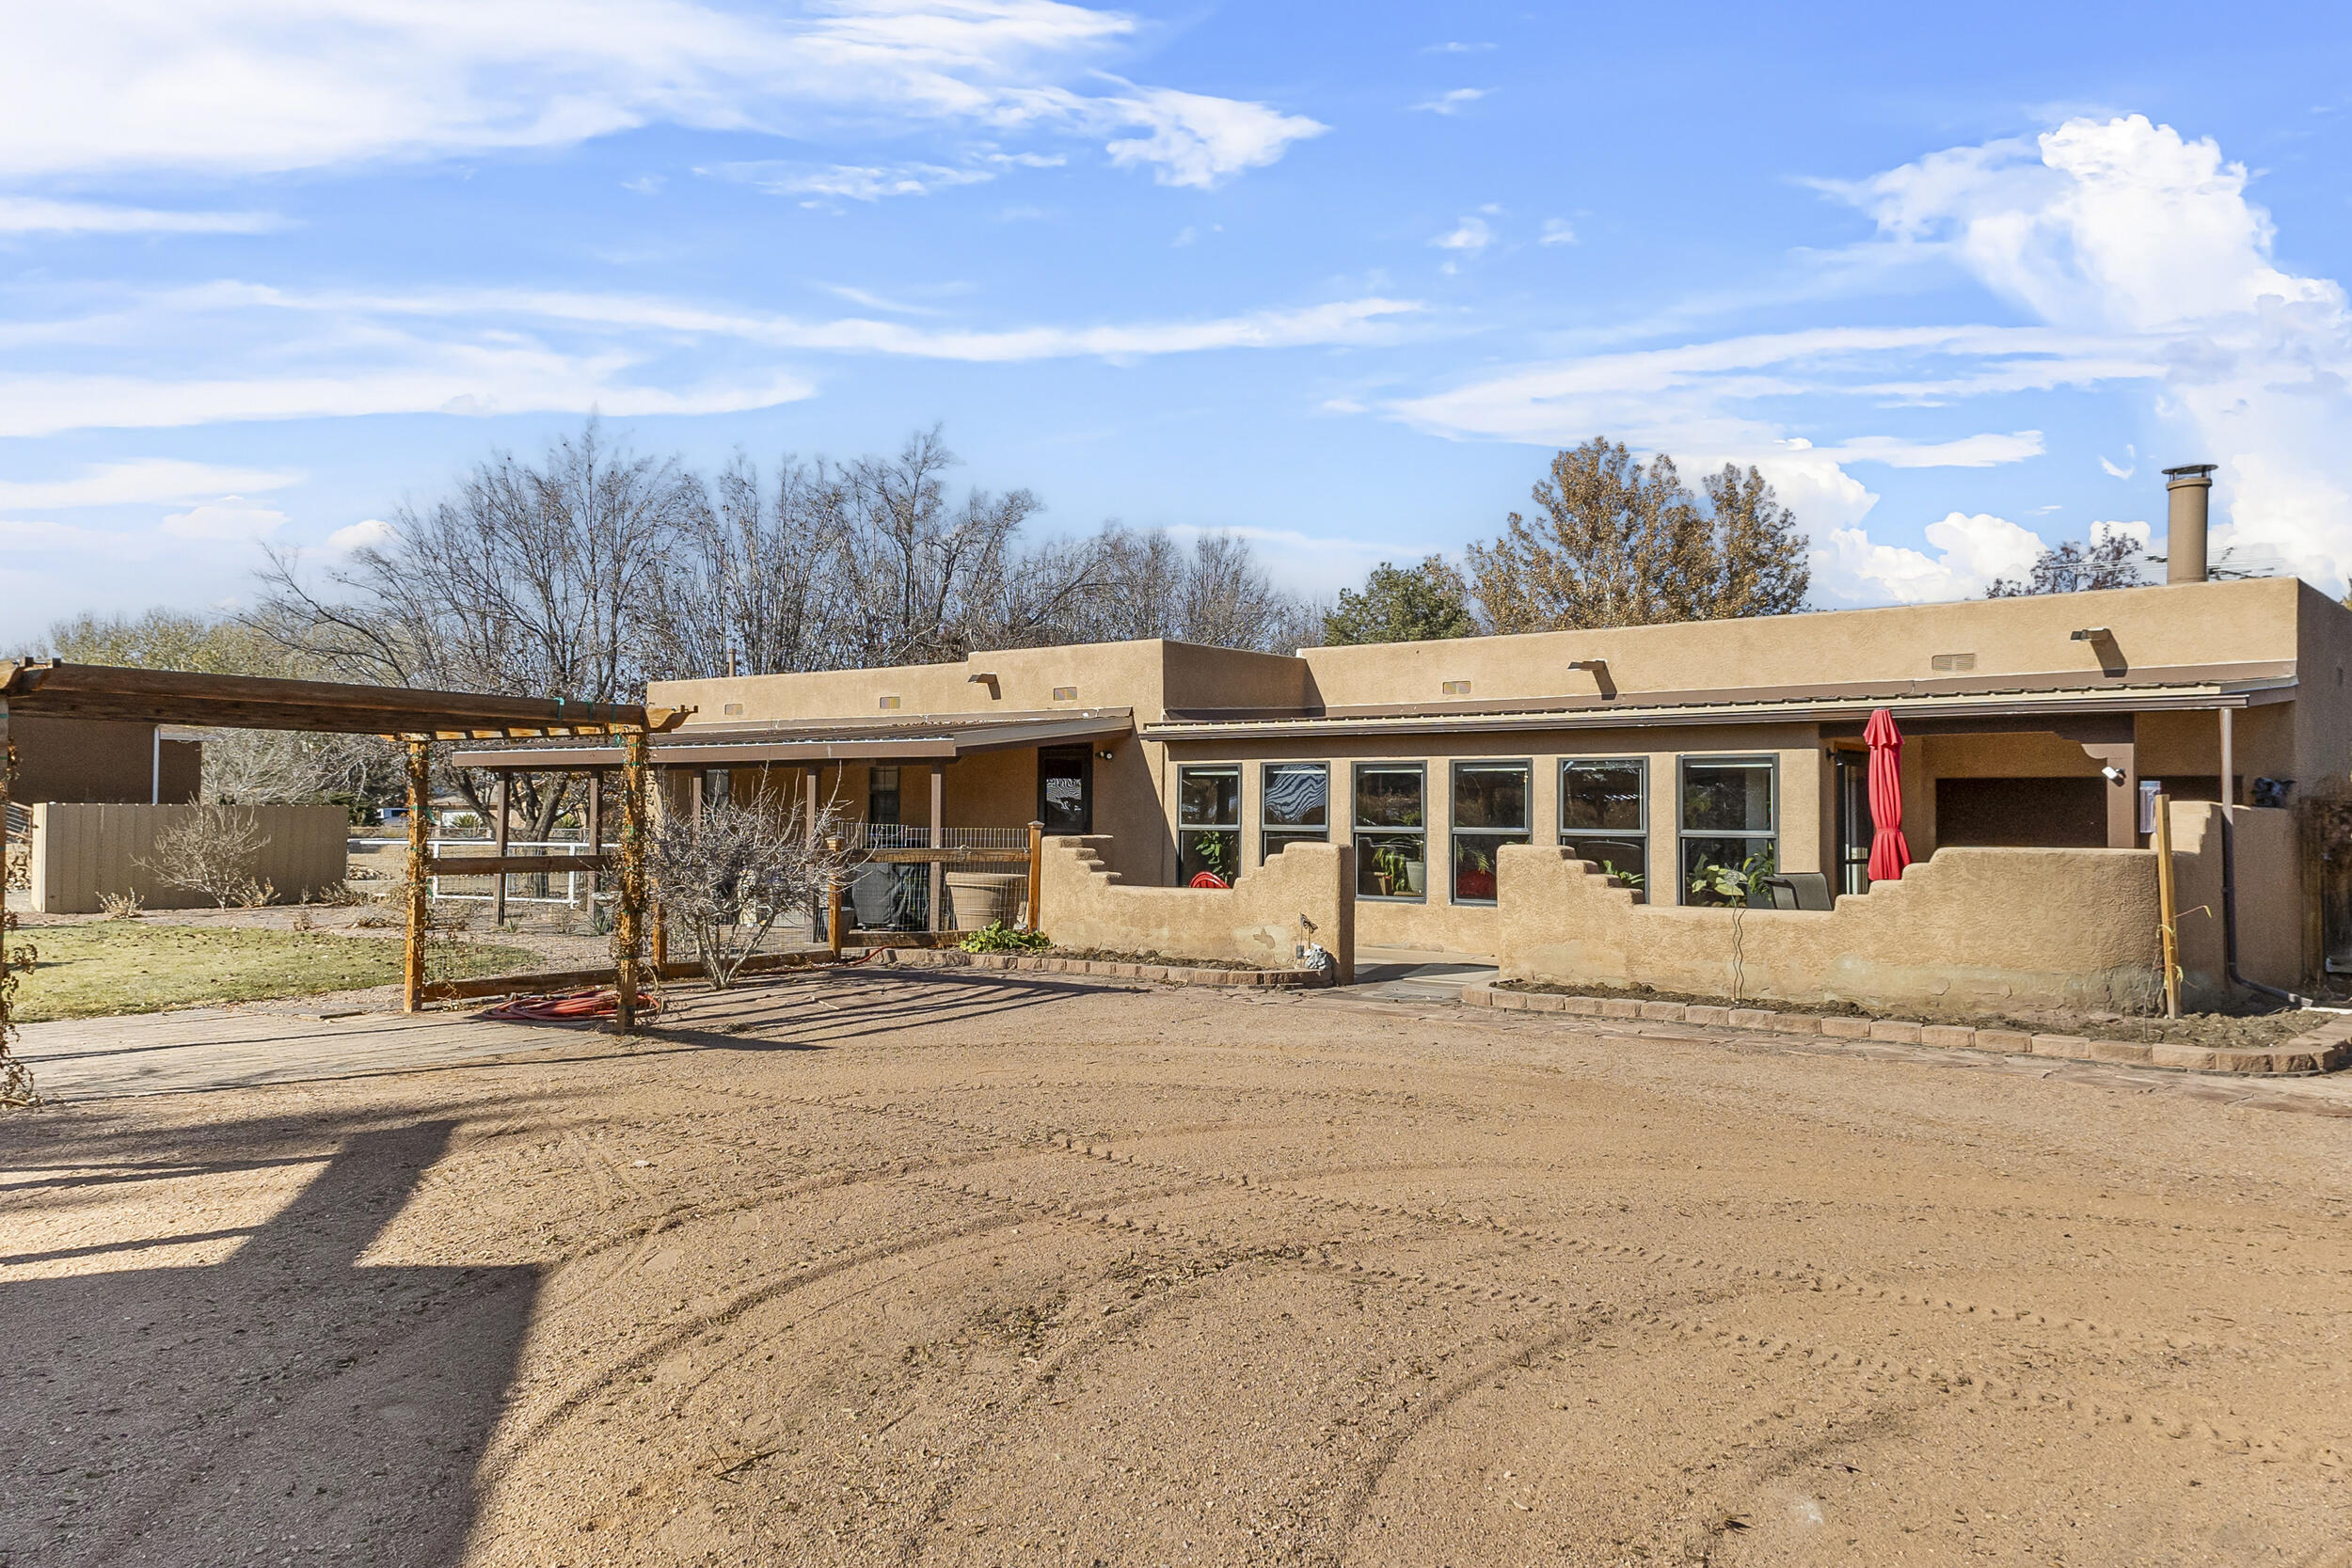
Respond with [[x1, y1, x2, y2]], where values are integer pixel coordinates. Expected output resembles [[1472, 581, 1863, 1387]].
[[928, 763, 945, 934], [492, 768, 511, 927], [2219, 706, 2234, 808], [585, 768, 602, 915], [0, 697, 37, 1106], [402, 738, 431, 1013], [614, 729, 650, 1033]]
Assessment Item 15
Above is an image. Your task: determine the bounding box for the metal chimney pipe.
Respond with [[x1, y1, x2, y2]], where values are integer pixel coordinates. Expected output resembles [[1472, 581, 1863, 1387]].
[[2162, 464, 2216, 584]]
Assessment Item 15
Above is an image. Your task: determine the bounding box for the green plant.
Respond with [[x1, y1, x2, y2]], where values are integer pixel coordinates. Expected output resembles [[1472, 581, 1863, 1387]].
[[1194, 832, 1235, 880], [960, 921, 1050, 954], [1598, 859, 1645, 892], [1688, 845, 1777, 907], [1372, 842, 1407, 887]]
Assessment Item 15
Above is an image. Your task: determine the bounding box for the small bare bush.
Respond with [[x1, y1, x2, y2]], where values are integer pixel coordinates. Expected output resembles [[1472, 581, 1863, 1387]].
[[96, 888, 146, 921], [648, 799, 854, 988], [138, 805, 267, 908], [231, 876, 278, 909]]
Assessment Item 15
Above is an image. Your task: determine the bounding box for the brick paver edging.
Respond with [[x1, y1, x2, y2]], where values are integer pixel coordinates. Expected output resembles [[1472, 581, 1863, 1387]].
[[882, 948, 1325, 989], [1459, 979, 2352, 1076]]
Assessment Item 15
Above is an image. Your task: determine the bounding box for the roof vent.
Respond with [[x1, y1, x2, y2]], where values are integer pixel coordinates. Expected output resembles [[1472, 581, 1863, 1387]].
[[722, 701, 745, 716], [1052, 685, 1078, 702], [1931, 652, 1976, 673], [878, 695, 900, 710], [1441, 679, 1471, 695]]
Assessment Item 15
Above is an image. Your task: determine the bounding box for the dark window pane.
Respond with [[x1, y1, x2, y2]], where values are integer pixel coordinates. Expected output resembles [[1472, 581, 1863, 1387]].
[[1562, 761, 1644, 832], [1358, 832, 1428, 898], [1263, 828, 1327, 859], [1179, 766, 1240, 828], [1040, 746, 1090, 832], [1680, 835, 1780, 906], [1354, 768, 1424, 830], [1179, 829, 1241, 884], [1565, 836, 1648, 902], [1450, 832, 1529, 902], [1682, 761, 1774, 833], [1263, 764, 1327, 827], [1452, 763, 1529, 831]]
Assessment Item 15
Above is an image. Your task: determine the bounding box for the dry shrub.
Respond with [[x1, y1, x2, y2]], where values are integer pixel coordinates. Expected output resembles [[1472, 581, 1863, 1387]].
[[96, 888, 146, 921], [138, 805, 266, 908]]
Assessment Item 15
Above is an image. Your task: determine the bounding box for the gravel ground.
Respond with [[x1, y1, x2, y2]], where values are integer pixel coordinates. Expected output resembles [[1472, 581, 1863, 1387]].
[[3, 970, 2348, 1567]]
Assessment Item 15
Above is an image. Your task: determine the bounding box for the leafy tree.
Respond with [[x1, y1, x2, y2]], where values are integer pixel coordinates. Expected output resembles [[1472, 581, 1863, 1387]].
[[1465, 439, 1810, 632], [1321, 556, 1476, 645], [1985, 532, 2145, 597]]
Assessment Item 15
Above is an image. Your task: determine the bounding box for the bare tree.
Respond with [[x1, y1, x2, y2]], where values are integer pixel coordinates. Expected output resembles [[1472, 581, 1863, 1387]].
[[1987, 532, 2146, 596], [1050, 525, 1312, 652], [647, 795, 854, 988], [1467, 439, 1809, 631], [139, 805, 268, 908], [254, 420, 697, 838], [645, 454, 845, 679]]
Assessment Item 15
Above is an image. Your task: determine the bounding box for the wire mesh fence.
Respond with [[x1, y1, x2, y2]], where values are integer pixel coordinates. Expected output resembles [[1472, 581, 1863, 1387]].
[[836, 825, 1034, 934]]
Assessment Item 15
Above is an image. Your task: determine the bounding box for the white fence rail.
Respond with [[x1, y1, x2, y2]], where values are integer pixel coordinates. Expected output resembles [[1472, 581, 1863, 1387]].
[[349, 837, 602, 907]]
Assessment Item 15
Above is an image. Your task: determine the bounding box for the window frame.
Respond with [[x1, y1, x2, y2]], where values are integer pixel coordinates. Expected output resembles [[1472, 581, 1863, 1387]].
[[1037, 744, 1093, 834], [1676, 753, 1780, 908], [866, 764, 900, 827], [1558, 756, 1649, 903], [1259, 760, 1330, 863], [1176, 763, 1244, 885], [1351, 761, 1429, 903], [1448, 757, 1532, 906]]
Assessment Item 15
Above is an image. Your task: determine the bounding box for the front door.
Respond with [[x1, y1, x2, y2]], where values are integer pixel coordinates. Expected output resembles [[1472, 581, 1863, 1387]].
[[1038, 745, 1092, 833], [1834, 751, 1874, 896]]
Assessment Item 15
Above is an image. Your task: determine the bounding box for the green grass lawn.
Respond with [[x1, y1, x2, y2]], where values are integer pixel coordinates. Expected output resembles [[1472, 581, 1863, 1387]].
[[7, 925, 542, 1022]]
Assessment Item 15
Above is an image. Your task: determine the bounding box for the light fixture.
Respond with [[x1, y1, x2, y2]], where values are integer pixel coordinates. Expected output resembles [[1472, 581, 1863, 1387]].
[[2101, 764, 2125, 784], [1096, 748, 1117, 761]]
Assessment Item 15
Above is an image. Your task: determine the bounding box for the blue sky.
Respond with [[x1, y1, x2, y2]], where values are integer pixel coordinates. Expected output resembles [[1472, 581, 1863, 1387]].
[[5, 0, 2351, 648]]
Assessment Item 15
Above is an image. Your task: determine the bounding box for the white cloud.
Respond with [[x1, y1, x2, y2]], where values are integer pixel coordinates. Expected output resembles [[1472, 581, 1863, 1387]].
[[2091, 517, 2151, 550], [326, 517, 396, 552], [1816, 512, 2047, 604], [0, 197, 281, 234], [1097, 85, 1325, 189], [1833, 113, 2352, 589], [1431, 215, 1493, 254], [1825, 431, 2044, 467], [0, 457, 300, 509], [0, 1, 1319, 190], [1411, 88, 1488, 115], [1539, 217, 1577, 246], [2100, 445, 2135, 479], [712, 160, 1002, 202], [1421, 41, 1493, 54], [159, 496, 288, 541], [0, 283, 1422, 435]]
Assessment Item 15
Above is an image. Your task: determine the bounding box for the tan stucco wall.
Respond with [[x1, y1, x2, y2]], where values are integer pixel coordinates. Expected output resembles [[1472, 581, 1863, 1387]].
[[1039, 835, 1353, 979], [1299, 576, 2302, 711], [1495, 842, 2163, 1015], [29, 802, 350, 913], [8, 716, 197, 805], [2169, 801, 2302, 997]]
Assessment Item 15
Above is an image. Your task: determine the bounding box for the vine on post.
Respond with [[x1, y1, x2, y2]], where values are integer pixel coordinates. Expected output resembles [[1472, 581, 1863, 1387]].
[[0, 727, 41, 1108]]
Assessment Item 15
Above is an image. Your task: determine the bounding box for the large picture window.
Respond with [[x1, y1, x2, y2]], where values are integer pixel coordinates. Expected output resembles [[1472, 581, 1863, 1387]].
[[1560, 758, 1647, 902], [1450, 760, 1530, 904], [1353, 764, 1426, 900], [1678, 756, 1778, 906], [1261, 762, 1328, 861], [1177, 765, 1242, 885]]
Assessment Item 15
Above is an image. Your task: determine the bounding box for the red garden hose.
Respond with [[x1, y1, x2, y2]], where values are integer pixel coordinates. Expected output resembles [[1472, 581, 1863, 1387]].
[[480, 987, 661, 1023]]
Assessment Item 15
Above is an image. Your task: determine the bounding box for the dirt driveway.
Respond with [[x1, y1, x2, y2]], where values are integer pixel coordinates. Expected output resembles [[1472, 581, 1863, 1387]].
[[4, 969, 2349, 1567]]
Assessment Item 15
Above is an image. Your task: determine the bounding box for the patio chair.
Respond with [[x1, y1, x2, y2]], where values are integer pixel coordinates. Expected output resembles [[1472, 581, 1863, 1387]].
[[1760, 872, 1834, 911]]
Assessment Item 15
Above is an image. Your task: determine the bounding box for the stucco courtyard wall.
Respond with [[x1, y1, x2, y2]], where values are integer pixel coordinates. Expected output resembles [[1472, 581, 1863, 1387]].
[[2169, 800, 2301, 1000], [1040, 836, 1354, 980], [1494, 842, 2165, 1015], [28, 803, 351, 913]]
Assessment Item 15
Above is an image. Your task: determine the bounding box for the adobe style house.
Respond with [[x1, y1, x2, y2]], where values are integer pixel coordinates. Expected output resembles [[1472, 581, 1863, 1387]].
[[465, 471, 2337, 1003], [634, 572, 2334, 960]]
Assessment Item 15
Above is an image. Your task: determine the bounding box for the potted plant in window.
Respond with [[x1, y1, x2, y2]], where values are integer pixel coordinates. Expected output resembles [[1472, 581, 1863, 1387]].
[[1372, 842, 1404, 896], [1190, 832, 1234, 888], [1456, 845, 1496, 900]]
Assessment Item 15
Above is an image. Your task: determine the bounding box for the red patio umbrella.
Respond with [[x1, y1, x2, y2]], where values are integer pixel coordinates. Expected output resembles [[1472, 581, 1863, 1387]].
[[1864, 707, 1913, 884]]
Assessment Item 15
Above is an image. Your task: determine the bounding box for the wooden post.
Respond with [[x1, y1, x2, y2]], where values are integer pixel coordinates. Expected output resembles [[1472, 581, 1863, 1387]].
[[0, 696, 36, 1107], [402, 738, 431, 1013], [492, 768, 511, 928], [928, 764, 946, 933], [1025, 819, 1043, 933], [2154, 791, 2181, 1020], [826, 835, 845, 958], [584, 768, 602, 916], [614, 729, 650, 1033], [649, 768, 669, 972]]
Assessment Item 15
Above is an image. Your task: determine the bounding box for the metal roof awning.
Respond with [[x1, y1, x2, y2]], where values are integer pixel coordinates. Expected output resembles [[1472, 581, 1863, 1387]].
[[1147, 666, 2296, 742], [0, 660, 682, 738], [456, 707, 1135, 768]]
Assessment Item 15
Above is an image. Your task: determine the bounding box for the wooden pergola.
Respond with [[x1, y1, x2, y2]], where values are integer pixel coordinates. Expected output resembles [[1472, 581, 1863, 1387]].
[[0, 662, 689, 1068]]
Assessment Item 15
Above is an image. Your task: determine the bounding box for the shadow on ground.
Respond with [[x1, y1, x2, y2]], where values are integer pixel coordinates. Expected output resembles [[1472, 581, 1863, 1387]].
[[0, 1117, 536, 1568]]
